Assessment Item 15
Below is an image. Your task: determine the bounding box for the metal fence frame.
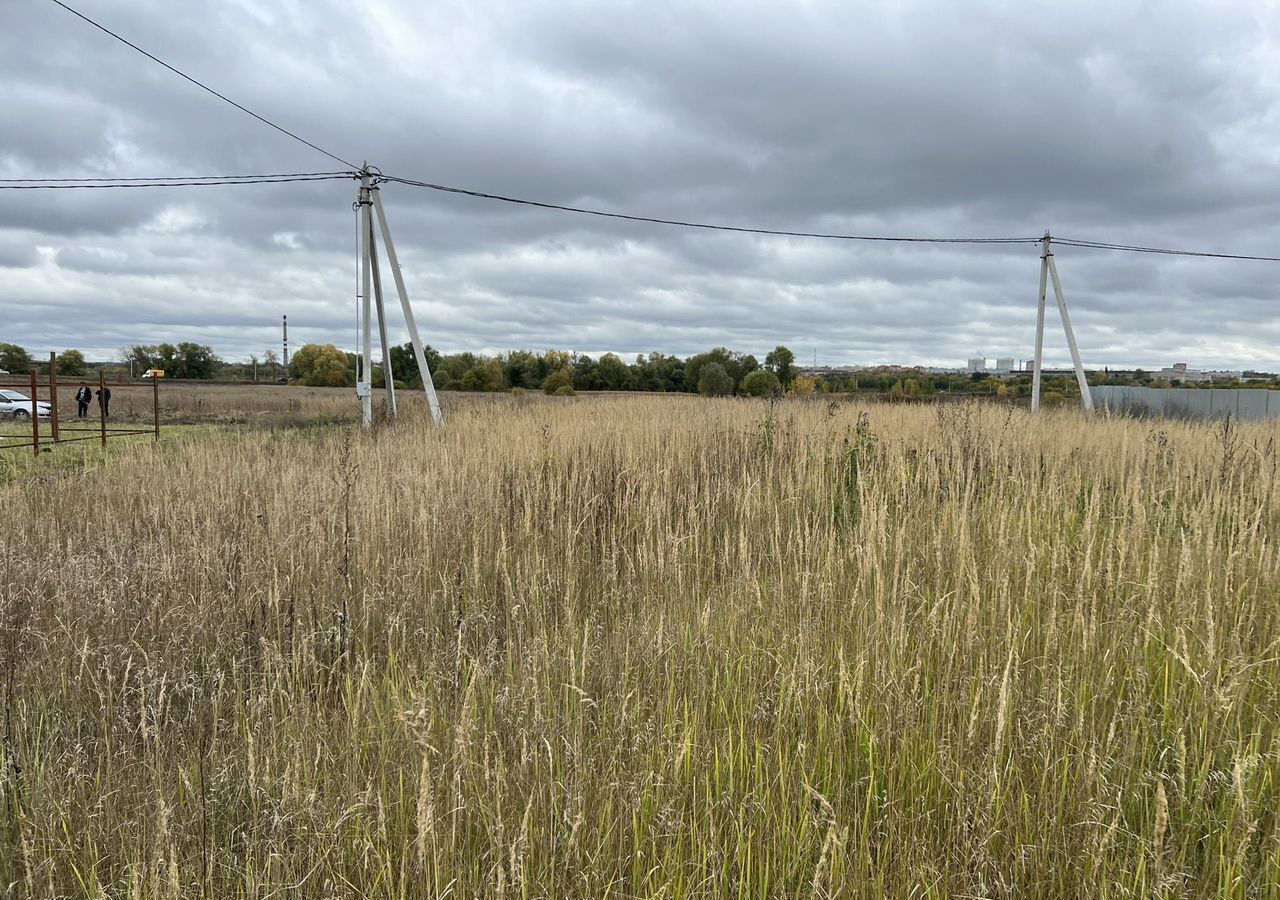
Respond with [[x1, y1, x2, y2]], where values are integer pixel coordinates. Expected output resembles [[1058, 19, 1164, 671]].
[[0, 353, 160, 456]]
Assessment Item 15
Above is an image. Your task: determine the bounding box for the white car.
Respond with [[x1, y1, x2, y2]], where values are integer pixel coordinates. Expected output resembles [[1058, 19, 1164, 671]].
[[0, 389, 52, 420]]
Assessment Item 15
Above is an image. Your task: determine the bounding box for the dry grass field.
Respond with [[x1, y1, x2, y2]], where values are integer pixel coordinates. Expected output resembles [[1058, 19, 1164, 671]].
[[2, 395, 1279, 898]]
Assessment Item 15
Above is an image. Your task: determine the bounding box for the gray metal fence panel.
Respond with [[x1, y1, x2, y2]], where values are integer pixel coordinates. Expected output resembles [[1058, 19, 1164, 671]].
[[1090, 385, 1280, 421]]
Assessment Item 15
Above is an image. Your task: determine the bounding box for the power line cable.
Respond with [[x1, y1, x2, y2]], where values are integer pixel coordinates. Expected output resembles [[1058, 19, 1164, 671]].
[[0, 174, 355, 190], [1053, 236, 1280, 263], [0, 170, 354, 183], [382, 174, 1280, 259], [47, 0, 359, 170], [378, 175, 1036, 244]]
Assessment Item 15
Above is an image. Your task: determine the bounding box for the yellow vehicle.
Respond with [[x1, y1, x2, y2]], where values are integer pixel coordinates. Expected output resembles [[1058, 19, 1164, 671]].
[[141, 369, 165, 379]]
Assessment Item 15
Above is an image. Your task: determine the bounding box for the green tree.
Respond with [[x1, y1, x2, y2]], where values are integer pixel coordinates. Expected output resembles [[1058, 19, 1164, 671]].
[[765, 345, 796, 388], [389, 343, 442, 387], [593, 353, 632, 391], [123, 345, 158, 374], [697, 362, 733, 396], [460, 359, 505, 392], [543, 368, 574, 395], [290, 343, 351, 387], [155, 343, 179, 373], [501, 350, 546, 390], [633, 351, 685, 392], [171, 343, 220, 379], [56, 349, 87, 376], [685, 348, 755, 394], [0, 343, 32, 374], [739, 369, 781, 397]]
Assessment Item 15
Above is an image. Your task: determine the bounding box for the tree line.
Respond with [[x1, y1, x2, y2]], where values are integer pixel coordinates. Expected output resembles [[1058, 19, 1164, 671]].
[[6, 338, 1275, 398], [287, 343, 807, 396]]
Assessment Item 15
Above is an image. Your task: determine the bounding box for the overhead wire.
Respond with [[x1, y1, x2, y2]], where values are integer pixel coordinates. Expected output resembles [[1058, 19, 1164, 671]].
[[0, 173, 356, 190], [46, 0, 359, 170], [379, 175, 1280, 260], [377, 175, 1037, 245], [1052, 236, 1280, 263], [0, 170, 355, 183]]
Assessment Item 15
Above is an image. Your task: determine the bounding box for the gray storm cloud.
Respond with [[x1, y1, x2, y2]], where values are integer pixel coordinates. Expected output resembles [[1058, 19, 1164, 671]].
[[2, 0, 1279, 370]]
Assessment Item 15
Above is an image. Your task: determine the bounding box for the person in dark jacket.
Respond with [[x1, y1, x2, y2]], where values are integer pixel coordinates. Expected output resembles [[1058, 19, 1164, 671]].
[[96, 385, 111, 418], [76, 382, 91, 417]]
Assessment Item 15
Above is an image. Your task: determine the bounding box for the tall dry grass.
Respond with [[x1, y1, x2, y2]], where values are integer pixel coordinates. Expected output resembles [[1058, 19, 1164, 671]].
[[1, 396, 1279, 898]]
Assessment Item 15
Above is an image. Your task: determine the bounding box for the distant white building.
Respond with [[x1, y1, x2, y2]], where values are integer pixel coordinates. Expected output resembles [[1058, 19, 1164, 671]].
[[967, 357, 986, 373], [994, 357, 1015, 374], [1155, 362, 1210, 383]]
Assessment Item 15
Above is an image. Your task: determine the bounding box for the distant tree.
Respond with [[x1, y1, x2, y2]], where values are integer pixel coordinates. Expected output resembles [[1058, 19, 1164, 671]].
[[156, 343, 179, 373], [56, 349, 87, 376], [389, 342, 442, 387], [543, 368, 574, 395], [172, 343, 220, 379], [263, 349, 280, 380], [123, 345, 157, 374], [570, 353, 597, 391], [739, 369, 781, 397], [0, 343, 32, 374], [765, 345, 797, 388], [291, 343, 350, 387], [247, 353, 260, 382], [791, 375, 816, 396], [685, 348, 755, 393], [460, 359, 504, 391], [697, 362, 733, 397], [633, 351, 685, 392], [593, 353, 632, 391], [542, 349, 572, 378], [501, 350, 546, 390], [436, 352, 477, 389]]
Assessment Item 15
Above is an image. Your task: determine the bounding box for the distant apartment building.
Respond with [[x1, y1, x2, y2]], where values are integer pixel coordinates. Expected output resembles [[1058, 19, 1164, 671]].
[[993, 357, 1015, 374], [967, 357, 986, 373]]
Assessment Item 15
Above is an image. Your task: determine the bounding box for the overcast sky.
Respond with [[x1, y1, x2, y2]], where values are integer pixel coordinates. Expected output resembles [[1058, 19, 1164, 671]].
[[3, 0, 1280, 370]]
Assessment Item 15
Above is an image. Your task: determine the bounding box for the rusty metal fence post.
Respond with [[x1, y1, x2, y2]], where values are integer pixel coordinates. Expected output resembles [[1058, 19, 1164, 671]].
[[28, 370, 40, 457], [98, 370, 107, 448], [48, 352, 60, 442], [153, 373, 160, 440]]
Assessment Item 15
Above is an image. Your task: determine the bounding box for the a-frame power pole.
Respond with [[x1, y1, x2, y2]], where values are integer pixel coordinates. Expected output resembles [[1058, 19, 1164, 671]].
[[354, 168, 444, 428], [1031, 232, 1093, 413]]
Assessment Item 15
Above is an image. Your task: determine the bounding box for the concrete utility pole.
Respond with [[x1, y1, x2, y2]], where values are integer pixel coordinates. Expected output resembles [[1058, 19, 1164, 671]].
[[1032, 232, 1093, 414], [351, 167, 444, 428], [357, 171, 373, 427], [282, 315, 289, 375]]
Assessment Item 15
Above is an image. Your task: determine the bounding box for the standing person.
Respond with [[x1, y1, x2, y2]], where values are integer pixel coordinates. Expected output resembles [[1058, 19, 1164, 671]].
[[96, 384, 111, 418], [75, 382, 91, 417]]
